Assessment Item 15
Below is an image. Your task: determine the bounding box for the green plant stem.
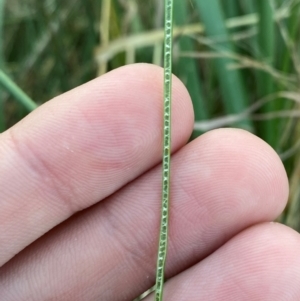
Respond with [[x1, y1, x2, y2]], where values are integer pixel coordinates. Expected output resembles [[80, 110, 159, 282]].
[[174, 0, 208, 136], [0, 69, 37, 112], [155, 0, 173, 300], [195, 0, 254, 131], [256, 0, 275, 147]]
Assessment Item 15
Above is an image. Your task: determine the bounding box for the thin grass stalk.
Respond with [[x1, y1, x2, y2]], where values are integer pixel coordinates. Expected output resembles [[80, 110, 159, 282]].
[[194, 91, 300, 131], [194, 109, 300, 131], [0, 69, 37, 112], [195, 0, 254, 131], [99, 0, 111, 75], [155, 0, 173, 300]]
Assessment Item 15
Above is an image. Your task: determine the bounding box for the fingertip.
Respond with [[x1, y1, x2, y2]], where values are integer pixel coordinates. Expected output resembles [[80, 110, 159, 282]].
[[195, 128, 289, 218], [100, 63, 195, 133]]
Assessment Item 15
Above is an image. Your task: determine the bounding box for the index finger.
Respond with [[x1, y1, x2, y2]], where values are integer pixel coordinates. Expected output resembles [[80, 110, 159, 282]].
[[0, 64, 194, 266]]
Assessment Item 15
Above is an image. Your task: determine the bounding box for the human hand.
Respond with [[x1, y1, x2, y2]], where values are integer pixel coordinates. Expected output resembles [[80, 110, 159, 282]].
[[0, 64, 299, 300]]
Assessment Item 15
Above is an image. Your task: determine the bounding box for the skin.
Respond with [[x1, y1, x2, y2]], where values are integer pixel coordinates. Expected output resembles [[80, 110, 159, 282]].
[[0, 63, 299, 301]]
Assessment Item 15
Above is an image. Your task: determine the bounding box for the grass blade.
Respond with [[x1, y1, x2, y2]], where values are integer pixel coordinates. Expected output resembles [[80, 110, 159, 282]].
[[256, 0, 276, 147], [195, 0, 254, 131], [99, 0, 111, 75], [155, 0, 173, 300], [173, 0, 208, 128]]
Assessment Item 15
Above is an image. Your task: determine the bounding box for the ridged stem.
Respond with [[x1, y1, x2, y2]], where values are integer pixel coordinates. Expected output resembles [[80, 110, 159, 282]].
[[155, 0, 173, 300]]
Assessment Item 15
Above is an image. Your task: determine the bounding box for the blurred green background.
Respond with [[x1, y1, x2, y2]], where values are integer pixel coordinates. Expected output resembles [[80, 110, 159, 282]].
[[1, 0, 300, 230]]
